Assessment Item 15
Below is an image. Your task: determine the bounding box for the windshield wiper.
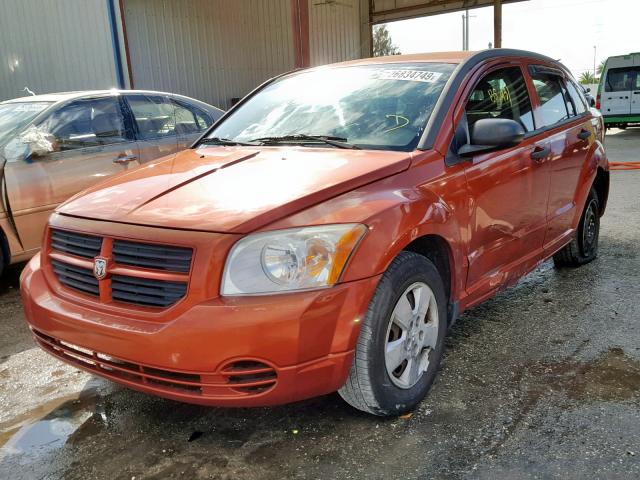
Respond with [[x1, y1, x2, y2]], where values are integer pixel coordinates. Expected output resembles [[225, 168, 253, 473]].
[[199, 137, 260, 147], [250, 134, 360, 150]]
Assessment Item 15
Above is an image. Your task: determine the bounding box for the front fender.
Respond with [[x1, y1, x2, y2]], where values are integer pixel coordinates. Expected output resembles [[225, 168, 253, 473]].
[[267, 162, 469, 302]]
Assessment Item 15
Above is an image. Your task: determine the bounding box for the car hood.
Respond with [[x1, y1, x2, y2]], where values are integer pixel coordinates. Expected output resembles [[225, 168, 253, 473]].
[[59, 146, 413, 233]]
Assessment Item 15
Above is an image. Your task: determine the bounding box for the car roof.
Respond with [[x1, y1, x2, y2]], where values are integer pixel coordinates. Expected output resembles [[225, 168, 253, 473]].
[[317, 49, 562, 71], [1, 90, 220, 110], [332, 51, 476, 68]]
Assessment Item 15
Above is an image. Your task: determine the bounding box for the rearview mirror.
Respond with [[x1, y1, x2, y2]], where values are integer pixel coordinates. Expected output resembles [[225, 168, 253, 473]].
[[458, 118, 525, 157]]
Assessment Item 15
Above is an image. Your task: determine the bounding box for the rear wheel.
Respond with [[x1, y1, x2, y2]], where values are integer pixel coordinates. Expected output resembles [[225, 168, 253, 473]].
[[553, 188, 600, 267], [339, 251, 447, 416]]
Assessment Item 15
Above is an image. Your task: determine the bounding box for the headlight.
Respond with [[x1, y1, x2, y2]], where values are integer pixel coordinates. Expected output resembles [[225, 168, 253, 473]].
[[221, 224, 367, 295]]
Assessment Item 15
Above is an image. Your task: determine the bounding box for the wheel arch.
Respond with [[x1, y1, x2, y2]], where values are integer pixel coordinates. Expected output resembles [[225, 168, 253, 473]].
[[0, 226, 9, 268], [593, 167, 609, 216]]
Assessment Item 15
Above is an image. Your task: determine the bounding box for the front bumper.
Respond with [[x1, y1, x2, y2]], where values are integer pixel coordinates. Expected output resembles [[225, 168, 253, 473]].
[[21, 253, 380, 407]]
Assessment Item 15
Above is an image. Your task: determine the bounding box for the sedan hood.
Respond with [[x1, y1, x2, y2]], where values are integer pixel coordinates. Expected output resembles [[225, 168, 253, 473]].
[[59, 146, 412, 233]]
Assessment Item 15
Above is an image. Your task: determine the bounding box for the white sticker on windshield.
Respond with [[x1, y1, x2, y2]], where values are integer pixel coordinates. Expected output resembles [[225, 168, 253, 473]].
[[378, 69, 443, 83]]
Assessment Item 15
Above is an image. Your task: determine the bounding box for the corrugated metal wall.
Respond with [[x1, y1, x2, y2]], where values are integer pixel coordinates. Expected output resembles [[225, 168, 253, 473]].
[[0, 0, 118, 101], [124, 0, 366, 109], [123, 0, 295, 110], [308, 0, 363, 66]]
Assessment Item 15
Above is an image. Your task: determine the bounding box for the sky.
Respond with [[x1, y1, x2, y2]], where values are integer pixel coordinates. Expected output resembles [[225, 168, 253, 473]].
[[384, 0, 640, 80]]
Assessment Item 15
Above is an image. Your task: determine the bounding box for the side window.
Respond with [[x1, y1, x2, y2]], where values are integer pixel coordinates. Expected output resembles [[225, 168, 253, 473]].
[[127, 95, 178, 140], [561, 82, 576, 117], [565, 80, 588, 115], [530, 73, 570, 127], [41, 97, 126, 150], [604, 67, 640, 92], [172, 99, 213, 132], [465, 66, 535, 132]]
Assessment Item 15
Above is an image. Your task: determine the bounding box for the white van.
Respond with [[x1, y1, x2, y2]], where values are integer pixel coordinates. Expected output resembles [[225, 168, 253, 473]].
[[597, 52, 640, 128]]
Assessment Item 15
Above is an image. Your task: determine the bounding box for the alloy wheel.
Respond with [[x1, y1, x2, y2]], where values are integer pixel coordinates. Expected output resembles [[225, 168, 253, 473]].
[[384, 282, 439, 389]]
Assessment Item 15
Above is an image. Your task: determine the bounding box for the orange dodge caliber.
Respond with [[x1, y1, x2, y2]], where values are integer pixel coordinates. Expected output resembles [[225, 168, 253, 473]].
[[21, 50, 609, 416]]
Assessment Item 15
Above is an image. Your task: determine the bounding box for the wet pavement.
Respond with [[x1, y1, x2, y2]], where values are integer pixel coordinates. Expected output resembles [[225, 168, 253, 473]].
[[1, 129, 639, 479]]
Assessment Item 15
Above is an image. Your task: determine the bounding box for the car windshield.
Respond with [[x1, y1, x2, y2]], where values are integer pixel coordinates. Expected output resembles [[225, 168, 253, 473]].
[[206, 63, 456, 152], [0, 101, 52, 145]]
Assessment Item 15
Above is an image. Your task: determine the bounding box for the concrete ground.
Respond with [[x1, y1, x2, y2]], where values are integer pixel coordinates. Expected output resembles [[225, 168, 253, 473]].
[[1, 129, 639, 480]]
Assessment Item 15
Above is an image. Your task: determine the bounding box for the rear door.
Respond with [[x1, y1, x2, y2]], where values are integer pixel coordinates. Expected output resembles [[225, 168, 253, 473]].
[[461, 65, 551, 295], [4, 96, 138, 251], [601, 67, 636, 116], [528, 67, 594, 254], [125, 94, 215, 163], [170, 97, 216, 148]]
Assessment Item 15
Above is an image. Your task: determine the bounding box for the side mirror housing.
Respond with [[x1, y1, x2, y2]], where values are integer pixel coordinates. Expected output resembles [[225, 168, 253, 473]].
[[458, 118, 525, 157]]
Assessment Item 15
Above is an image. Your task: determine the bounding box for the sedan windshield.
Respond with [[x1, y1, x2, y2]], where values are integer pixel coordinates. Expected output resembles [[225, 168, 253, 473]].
[[206, 63, 456, 152], [0, 102, 52, 145]]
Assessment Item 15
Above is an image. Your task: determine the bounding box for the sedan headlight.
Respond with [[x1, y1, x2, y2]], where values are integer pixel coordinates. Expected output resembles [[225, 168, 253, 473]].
[[221, 224, 367, 295]]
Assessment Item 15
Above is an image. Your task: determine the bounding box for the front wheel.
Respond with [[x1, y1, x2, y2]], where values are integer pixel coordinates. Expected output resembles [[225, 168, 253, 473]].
[[553, 188, 600, 267], [339, 251, 447, 416]]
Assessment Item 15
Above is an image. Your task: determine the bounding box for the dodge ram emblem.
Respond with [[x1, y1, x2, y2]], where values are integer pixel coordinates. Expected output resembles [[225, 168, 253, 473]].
[[93, 258, 108, 280]]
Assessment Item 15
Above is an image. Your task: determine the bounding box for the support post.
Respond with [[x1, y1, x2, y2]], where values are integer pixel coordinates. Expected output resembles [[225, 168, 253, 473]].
[[291, 0, 310, 68], [360, 0, 373, 58], [493, 0, 502, 48]]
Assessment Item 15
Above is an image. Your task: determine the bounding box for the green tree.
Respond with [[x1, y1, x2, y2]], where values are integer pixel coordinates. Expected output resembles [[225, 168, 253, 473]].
[[579, 71, 597, 84], [597, 60, 606, 76], [373, 24, 401, 57]]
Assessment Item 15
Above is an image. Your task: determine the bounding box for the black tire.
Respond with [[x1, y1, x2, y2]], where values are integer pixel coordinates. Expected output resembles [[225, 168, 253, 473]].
[[338, 251, 447, 416], [553, 187, 600, 268]]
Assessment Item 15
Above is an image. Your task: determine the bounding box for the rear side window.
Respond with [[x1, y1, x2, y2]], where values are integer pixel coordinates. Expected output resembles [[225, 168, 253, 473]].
[[565, 81, 588, 115], [172, 99, 213, 132], [530, 73, 569, 127], [465, 66, 535, 132], [604, 67, 640, 92]]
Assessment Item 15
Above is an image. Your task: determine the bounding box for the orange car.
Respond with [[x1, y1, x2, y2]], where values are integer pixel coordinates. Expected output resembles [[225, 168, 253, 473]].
[[21, 50, 609, 416]]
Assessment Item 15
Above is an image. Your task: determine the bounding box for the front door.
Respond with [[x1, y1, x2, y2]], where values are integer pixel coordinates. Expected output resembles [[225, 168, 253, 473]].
[[461, 65, 550, 297], [4, 96, 138, 252]]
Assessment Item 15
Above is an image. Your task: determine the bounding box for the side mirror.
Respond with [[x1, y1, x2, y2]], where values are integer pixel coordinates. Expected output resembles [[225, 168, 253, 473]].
[[458, 118, 525, 157], [18, 125, 57, 160]]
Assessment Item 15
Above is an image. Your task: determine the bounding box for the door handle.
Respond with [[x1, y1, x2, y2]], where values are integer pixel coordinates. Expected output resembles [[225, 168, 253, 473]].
[[577, 129, 592, 141], [530, 146, 550, 162], [113, 154, 138, 165]]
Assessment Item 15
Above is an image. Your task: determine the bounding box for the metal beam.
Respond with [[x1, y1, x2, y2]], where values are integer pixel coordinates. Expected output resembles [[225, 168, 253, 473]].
[[494, 0, 502, 48], [291, 0, 310, 68], [371, 0, 526, 24]]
